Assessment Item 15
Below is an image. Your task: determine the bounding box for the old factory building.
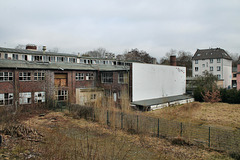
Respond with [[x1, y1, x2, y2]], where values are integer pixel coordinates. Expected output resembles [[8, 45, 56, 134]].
[[0, 45, 192, 110]]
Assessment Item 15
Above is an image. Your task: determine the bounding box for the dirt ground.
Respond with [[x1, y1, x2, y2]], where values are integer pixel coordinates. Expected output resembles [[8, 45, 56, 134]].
[[0, 111, 233, 160]]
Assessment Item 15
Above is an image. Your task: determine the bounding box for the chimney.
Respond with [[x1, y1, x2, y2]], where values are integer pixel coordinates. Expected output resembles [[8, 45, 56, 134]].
[[26, 44, 37, 50], [42, 45, 46, 52], [170, 55, 177, 66]]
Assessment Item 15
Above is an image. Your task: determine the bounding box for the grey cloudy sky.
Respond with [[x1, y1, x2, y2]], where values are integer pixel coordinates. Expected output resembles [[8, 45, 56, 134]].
[[0, 0, 240, 59]]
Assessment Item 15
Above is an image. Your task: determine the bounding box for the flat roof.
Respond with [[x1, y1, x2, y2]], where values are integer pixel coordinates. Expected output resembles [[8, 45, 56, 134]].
[[132, 95, 193, 107], [0, 59, 129, 71]]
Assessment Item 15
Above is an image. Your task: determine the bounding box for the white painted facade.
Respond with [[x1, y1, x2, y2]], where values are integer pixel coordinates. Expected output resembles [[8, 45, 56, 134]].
[[192, 58, 232, 88], [132, 63, 186, 102]]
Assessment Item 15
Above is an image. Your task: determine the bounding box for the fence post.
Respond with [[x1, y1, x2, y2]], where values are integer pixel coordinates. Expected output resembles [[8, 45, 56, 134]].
[[0, 135, 2, 146], [107, 110, 109, 126], [121, 112, 123, 129], [137, 115, 139, 133], [157, 118, 160, 137], [208, 127, 211, 147], [180, 122, 183, 137]]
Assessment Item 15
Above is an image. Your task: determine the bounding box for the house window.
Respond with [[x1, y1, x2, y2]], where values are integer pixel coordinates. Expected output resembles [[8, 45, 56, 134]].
[[90, 94, 96, 100], [19, 92, 32, 104], [217, 66, 221, 71], [195, 67, 198, 72], [195, 60, 198, 64], [195, 75, 198, 77], [202, 64, 205, 67], [34, 92, 45, 103], [55, 90, 68, 101], [86, 73, 94, 80], [217, 59, 221, 63], [76, 73, 84, 81], [233, 74, 237, 78], [210, 59, 213, 63], [19, 72, 31, 81], [0, 72, 13, 81], [210, 66, 213, 71], [0, 93, 13, 106], [217, 74, 221, 79], [118, 72, 127, 83], [101, 72, 113, 83], [34, 72, 45, 81]]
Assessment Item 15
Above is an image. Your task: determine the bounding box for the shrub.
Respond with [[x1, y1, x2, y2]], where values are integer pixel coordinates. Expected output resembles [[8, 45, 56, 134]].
[[70, 105, 94, 120]]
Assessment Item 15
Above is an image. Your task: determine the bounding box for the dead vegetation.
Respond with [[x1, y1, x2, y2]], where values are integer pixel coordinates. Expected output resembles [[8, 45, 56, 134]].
[[0, 111, 233, 159], [146, 102, 240, 128]]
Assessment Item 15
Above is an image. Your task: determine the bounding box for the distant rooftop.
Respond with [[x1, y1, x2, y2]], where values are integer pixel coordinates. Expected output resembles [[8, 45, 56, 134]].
[[192, 48, 232, 60]]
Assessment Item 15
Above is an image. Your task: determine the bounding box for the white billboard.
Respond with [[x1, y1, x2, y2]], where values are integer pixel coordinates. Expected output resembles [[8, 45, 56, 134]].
[[132, 63, 186, 102]]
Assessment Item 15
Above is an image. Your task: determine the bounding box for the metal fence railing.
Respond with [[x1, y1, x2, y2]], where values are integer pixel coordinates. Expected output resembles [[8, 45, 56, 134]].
[[69, 105, 240, 153]]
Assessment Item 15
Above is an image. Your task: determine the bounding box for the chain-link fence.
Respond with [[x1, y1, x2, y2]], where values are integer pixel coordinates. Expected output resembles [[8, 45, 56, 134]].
[[69, 105, 240, 153]]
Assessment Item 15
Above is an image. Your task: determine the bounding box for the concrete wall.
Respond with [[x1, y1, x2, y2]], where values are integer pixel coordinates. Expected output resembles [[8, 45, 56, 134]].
[[132, 63, 186, 102]]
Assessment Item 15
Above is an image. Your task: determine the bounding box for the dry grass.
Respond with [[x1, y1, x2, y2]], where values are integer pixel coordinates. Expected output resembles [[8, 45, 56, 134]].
[[146, 102, 240, 129], [0, 111, 232, 160]]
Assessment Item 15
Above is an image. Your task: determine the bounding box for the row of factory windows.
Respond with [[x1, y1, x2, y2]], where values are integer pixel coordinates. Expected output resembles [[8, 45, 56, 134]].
[[0, 92, 45, 106], [0, 53, 130, 66], [0, 71, 128, 84], [0, 90, 68, 106], [0, 88, 124, 106]]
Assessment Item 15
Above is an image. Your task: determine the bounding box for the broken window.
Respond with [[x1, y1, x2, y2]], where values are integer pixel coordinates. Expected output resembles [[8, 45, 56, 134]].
[[34, 72, 45, 81], [0, 72, 13, 81], [33, 56, 43, 61], [55, 90, 68, 101], [22, 55, 28, 61], [76, 73, 84, 81], [34, 92, 45, 103], [101, 72, 113, 83], [69, 58, 76, 63], [19, 72, 31, 81], [0, 93, 13, 106], [104, 89, 112, 97], [19, 92, 31, 104], [86, 73, 94, 80]]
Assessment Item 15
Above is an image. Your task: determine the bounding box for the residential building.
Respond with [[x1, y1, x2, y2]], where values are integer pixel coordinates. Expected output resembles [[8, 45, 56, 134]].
[[192, 48, 232, 88], [232, 67, 237, 88], [237, 62, 240, 90]]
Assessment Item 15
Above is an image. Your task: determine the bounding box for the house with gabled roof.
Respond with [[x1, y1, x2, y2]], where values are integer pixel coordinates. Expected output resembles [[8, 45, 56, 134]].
[[192, 48, 232, 88]]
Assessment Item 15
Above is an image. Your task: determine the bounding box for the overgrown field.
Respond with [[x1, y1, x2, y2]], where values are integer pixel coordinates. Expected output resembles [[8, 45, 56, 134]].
[[0, 109, 233, 160], [146, 102, 240, 129]]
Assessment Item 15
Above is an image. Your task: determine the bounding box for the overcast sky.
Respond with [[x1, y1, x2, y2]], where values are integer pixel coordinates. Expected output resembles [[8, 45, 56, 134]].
[[0, 0, 240, 59]]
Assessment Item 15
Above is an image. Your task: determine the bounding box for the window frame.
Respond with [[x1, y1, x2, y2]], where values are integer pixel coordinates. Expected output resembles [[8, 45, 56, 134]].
[[195, 67, 198, 72], [217, 58, 221, 63], [0, 93, 13, 106], [0, 72, 13, 82], [76, 73, 84, 81], [101, 72, 113, 83], [19, 72, 31, 81], [55, 90, 68, 101], [86, 73, 94, 80], [34, 72, 45, 81], [195, 60, 198, 64], [217, 66, 221, 71], [19, 92, 32, 104], [34, 92, 45, 103]]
